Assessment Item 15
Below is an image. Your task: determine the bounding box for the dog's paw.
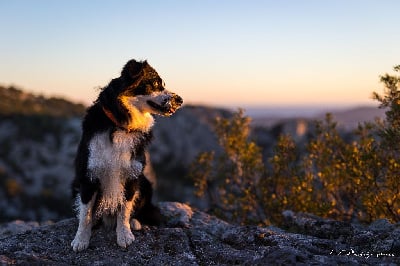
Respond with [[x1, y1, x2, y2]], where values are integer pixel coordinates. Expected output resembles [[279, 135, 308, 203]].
[[117, 228, 135, 248], [130, 218, 142, 231], [71, 234, 90, 252]]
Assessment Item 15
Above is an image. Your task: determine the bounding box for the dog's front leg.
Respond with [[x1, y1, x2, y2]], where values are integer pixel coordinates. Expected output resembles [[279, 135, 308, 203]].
[[116, 196, 135, 248], [71, 193, 97, 252], [116, 161, 143, 248]]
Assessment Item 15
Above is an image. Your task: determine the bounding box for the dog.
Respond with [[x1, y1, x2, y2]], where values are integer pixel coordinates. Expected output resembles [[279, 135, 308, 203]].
[[71, 59, 183, 252]]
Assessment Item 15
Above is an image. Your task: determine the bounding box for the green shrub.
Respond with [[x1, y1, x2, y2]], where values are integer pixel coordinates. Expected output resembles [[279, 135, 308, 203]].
[[190, 109, 266, 225]]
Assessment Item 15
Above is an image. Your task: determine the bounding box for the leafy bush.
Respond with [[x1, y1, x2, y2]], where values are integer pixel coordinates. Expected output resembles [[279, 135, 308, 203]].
[[190, 65, 400, 225], [190, 110, 266, 224]]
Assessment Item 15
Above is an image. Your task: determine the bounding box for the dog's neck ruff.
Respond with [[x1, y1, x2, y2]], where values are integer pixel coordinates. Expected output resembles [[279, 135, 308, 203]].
[[102, 106, 154, 133]]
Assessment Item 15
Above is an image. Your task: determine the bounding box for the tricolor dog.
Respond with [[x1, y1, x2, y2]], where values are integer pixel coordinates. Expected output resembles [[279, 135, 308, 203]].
[[71, 59, 183, 251]]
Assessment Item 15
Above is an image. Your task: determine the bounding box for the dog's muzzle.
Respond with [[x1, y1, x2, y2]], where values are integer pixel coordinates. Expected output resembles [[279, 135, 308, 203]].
[[147, 92, 183, 116]]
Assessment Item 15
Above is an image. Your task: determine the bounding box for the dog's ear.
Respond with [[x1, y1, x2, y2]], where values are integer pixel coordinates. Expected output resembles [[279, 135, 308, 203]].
[[121, 59, 145, 80]]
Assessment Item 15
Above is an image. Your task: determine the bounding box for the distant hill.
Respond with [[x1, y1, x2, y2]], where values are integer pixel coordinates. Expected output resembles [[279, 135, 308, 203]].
[[0, 85, 86, 117], [322, 106, 386, 129], [250, 105, 386, 129]]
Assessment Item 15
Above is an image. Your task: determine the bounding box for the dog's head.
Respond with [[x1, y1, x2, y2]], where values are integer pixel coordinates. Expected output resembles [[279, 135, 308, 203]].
[[98, 59, 183, 131], [118, 60, 183, 116]]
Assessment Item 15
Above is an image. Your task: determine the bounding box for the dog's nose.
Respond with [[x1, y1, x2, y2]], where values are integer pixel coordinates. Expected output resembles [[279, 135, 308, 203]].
[[174, 94, 183, 105]]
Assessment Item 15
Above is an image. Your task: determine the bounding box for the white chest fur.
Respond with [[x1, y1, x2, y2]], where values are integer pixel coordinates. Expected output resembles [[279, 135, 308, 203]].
[[87, 130, 143, 214]]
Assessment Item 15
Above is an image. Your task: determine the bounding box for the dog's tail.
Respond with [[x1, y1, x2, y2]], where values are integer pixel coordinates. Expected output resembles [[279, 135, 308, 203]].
[[136, 202, 164, 226], [135, 174, 164, 226]]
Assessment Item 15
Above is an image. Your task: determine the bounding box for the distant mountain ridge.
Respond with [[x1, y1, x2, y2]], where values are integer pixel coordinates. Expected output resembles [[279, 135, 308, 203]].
[[251, 105, 385, 129], [321, 106, 386, 129], [0, 85, 85, 117]]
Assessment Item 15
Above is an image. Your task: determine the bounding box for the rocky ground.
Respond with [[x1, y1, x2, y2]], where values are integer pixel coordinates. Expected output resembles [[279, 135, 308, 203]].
[[0, 202, 399, 265]]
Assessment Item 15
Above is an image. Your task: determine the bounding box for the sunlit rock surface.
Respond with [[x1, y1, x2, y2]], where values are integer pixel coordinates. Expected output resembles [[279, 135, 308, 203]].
[[1, 202, 399, 265]]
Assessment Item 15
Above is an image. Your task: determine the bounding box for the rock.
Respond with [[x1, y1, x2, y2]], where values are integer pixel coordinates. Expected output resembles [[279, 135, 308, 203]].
[[0, 220, 40, 240], [282, 210, 355, 239], [369, 219, 395, 233], [158, 202, 194, 227], [1, 202, 399, 265]]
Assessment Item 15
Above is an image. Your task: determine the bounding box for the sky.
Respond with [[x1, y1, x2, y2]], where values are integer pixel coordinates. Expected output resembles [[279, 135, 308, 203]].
[[0, 0, 399, 111]]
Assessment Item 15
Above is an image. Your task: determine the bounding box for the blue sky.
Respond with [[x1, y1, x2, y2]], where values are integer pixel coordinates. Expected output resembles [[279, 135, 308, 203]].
[[0, 1, 399, 110]]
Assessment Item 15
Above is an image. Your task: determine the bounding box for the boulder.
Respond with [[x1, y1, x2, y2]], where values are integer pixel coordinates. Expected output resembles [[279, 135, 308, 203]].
[[0, 202, 399, 265]]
